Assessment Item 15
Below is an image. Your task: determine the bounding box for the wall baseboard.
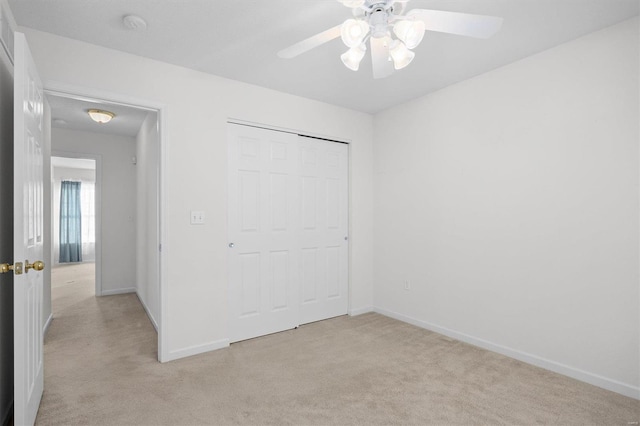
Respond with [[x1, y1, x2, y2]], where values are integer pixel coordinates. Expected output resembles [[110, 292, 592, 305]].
[[164, 338, 230, 363], [374, 307, 640, 400], [43, 313, 53, 336], [100, 287, 136, 296], [136, 292, 158, 332], [348, 306, 373, 316]]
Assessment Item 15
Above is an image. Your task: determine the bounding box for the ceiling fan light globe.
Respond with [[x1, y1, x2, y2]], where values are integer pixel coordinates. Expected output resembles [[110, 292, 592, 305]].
[[389, 40, 415, 70], [341, 44, 366, 71], [341, 19, 370, 48], [337, 0, 365, 7], [393, 19, 425, 49]]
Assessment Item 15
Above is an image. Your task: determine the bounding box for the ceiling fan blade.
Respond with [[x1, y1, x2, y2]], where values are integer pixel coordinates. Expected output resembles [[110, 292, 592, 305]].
[[277, 25, 342, 59], [370, 37, 394, 79], [410, 9, 503, 39]]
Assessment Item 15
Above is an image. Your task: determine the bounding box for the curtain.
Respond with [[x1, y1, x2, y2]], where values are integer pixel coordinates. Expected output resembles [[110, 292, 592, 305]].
[[80, 182, 96, 261], [59, 181, 82, 263]]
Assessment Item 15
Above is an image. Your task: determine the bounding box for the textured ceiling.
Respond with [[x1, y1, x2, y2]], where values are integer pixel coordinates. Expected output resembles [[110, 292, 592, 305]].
[[9, 0, 639, 114], [48, 94, 151, 137]]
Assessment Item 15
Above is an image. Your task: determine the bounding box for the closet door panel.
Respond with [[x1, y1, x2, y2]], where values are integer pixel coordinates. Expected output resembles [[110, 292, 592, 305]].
[[228, 125, 299, 343], [298, 137, 349, 325]]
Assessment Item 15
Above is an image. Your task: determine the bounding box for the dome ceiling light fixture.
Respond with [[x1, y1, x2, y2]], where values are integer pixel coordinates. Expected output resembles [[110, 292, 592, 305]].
[[123, 14, 148, 31], [87, 109, 115, 124], [278, 0, 503, 79]]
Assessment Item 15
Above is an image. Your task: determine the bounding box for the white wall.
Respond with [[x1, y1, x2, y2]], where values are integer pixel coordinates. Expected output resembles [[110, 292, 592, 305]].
[[373, 17, 639, 398], [136, 112, 159, 329], [23, 28, 374, 361], [52, 128, 137, 295], [51, 165, 96, 264]]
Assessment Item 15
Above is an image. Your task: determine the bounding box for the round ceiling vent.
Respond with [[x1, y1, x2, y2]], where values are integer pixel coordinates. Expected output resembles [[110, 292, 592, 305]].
[[123, 14, 147, 31]]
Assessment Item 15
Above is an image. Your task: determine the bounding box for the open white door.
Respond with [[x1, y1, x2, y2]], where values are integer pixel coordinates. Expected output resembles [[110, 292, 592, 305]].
[[14, 32, 45, 426]]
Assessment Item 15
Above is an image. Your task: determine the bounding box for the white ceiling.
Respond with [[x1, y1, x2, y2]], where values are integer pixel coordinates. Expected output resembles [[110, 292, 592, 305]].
[[48, 94, 150, 137], [9, 0, 639, 114]]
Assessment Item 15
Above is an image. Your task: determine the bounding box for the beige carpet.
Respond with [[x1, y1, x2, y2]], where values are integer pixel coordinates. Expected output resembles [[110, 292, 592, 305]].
[[38, 265, 639, 425]]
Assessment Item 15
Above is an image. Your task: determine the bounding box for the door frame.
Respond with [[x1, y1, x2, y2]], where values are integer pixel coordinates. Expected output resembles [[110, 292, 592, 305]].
[[50, 151, 102, 296], [43, 81, 169, 362]]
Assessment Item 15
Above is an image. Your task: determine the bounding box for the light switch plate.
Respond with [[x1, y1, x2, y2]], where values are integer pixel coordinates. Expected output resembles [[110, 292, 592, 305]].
[[190, 210, 205, 225]]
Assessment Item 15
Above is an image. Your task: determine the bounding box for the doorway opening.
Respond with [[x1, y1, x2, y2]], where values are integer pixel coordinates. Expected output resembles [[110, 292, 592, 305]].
[[50, 156, 97, 317], [44, 89, 165, 360]]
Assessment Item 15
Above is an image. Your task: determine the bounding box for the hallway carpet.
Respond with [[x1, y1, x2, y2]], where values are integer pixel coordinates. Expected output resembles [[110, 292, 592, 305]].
[[38, 266, 638, 425]]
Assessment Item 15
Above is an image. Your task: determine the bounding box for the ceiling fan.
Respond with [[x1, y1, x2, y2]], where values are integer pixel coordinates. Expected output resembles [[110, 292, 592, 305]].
[[277, 0, 504, 79]]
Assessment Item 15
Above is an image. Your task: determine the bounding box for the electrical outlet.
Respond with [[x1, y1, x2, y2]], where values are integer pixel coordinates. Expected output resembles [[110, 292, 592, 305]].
[[190, 210, 205, 225], [403, 280, 410, 291]]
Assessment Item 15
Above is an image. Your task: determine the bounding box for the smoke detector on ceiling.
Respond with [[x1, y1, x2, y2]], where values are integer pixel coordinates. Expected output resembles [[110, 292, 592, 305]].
[[123, 14, 147, 31]]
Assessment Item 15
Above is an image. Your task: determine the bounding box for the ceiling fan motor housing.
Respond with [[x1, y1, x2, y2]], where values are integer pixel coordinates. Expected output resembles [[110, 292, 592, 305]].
[[364, 0, 398, 38], [364, 0, 395, 9]]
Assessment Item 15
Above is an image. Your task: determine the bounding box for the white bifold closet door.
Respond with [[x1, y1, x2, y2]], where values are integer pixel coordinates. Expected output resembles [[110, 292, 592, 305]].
[[228, 124, 348, 343]]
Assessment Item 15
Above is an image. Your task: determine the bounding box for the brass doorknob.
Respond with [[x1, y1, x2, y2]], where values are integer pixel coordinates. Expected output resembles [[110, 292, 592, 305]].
[[25, 260, 45, 273], [0, 262, 23, 275]]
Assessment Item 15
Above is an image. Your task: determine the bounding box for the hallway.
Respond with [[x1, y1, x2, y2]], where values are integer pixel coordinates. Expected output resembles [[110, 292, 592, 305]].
[[40, 263, 157, 424]]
